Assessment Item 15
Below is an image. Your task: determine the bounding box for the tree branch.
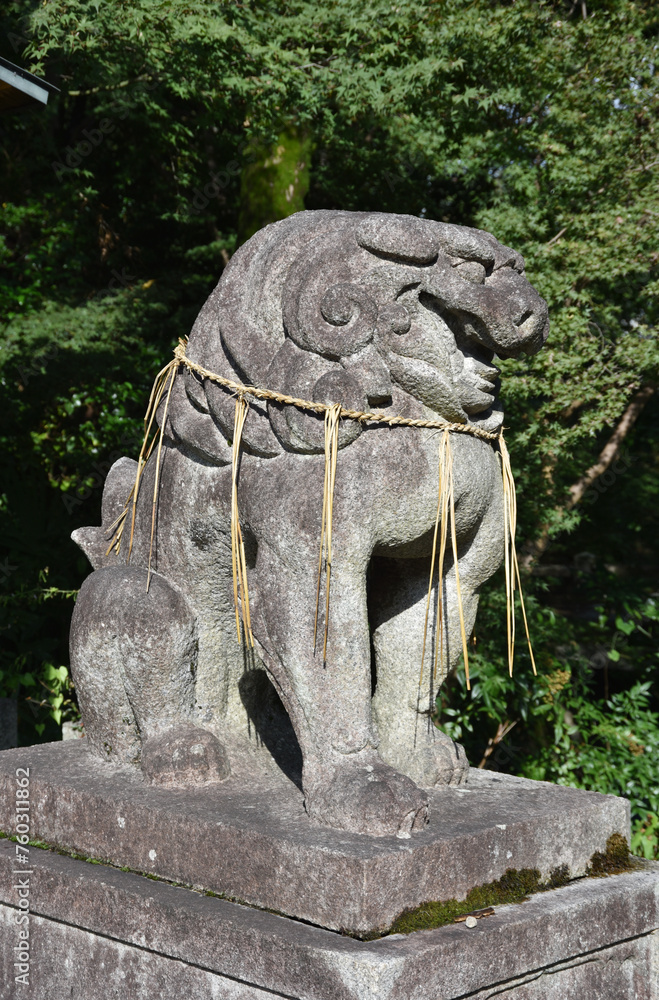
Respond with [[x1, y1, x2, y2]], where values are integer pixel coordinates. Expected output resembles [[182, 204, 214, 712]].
[[522, 385, 656, 568], [567, 385, 655, 508], [68, 74, 155, 97]]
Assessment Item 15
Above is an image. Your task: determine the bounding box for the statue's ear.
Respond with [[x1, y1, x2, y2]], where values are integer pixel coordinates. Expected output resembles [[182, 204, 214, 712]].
[[356, 214, 440, 265]]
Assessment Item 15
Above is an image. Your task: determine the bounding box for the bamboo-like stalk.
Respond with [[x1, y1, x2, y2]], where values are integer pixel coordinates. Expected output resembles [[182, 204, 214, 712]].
[[231, 394, 253, 646], [314, 404, 342, 664]]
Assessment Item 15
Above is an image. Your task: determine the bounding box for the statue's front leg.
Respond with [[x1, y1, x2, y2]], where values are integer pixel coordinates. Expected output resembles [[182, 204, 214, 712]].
[[371, 494, 504, 788], [249, 528, 429, 837], [369, 556, 471, 788]]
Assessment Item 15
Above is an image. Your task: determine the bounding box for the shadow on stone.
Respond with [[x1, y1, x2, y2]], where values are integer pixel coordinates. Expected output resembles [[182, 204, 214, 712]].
[[238, 667, 303, 789]]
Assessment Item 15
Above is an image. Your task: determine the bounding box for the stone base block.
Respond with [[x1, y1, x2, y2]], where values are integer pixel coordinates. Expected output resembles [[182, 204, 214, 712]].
[[0, 741, 630, 934], [0, 840, 657, 1000]]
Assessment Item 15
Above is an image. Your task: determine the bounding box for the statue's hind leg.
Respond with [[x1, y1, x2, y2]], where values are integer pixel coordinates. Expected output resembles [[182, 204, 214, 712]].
[[70, 565, 229, 784]]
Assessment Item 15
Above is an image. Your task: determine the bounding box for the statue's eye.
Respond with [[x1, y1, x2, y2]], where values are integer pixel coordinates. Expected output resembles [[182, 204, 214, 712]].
[[453, 261, 486, 284]]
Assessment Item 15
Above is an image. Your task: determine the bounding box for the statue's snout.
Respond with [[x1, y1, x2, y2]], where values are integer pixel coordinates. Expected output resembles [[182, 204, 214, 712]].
[[423, 261, 549, 360], [482, 267, 549, 358]]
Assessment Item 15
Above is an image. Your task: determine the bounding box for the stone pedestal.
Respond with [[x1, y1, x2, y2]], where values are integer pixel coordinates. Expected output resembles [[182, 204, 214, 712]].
[[0, 839, 657, 999], [0, 741, 630, 935], [0, 740, 658, 999]]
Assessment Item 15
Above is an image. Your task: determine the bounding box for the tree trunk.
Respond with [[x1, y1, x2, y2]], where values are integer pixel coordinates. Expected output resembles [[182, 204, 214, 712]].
[[237, 127, 313, 246]]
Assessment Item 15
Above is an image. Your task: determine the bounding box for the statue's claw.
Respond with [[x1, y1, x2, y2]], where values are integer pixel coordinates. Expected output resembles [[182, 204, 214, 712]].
[[303, 754, 429, 838]]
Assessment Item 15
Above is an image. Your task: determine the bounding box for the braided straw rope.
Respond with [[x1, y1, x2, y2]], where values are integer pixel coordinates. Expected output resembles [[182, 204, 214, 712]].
[[107, 339, 535, 690], [172, 340, 502, 442]]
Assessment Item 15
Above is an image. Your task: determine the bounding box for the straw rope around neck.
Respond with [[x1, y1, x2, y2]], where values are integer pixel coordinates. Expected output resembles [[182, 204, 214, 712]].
[[107, 338, 536, 689]]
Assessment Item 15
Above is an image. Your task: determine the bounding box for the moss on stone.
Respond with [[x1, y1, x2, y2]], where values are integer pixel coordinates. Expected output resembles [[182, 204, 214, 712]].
[[384, 865, 571, 937], [378, 835, 635, 938], [588, 833, 634, 876]]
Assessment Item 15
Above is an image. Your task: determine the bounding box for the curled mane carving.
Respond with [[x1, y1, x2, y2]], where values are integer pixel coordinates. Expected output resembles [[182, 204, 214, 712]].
[[163, 211, 548, 460]]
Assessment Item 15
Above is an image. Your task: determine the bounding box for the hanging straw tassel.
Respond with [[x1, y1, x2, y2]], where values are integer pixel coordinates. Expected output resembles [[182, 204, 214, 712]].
[[420, 429, 450, 689], [498, 434, 536, 677], [433, 433, 451, 684], [447, 435, 471, 689], [145, 363, 178, 591], [231, 394, 254, 647], [104, 356, 180, 588], [314, 403, 342, 664], [129, 357, 179, 564], [420, 430, 471, 691]]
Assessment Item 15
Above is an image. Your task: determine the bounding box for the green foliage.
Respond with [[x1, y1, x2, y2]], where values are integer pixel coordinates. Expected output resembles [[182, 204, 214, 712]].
[[521, 681, 659, 823], [7, 0, 655, 545], [0, 0, 657, 844], [632, 813, 659, 860], [0, 572, 79, 738], [438, 584, 659, 858]]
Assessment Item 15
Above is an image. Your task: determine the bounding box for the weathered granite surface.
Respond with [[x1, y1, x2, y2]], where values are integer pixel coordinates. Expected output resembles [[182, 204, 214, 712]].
[[0, 741, 629, 934], [68, 211, 550, 838], [0, 839, 657, 1000]]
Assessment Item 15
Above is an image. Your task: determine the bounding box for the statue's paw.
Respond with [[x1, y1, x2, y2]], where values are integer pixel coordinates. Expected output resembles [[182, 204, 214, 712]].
[[303, 754, 429, 838], [421, 727, 469, 787], [140, 723, 230, 788], [380, 725, 469, 789]]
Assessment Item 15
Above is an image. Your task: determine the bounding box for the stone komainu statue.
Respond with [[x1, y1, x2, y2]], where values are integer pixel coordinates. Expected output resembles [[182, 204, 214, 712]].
[[70, 211, 548, 837]]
